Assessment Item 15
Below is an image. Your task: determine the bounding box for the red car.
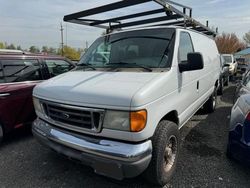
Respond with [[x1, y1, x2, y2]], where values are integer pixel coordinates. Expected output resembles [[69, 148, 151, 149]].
[[0, 50, 75, 142]]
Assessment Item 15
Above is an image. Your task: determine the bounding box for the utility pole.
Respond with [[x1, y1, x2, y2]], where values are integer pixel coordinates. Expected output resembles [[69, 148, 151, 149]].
[[60, 22, 64, 56], [65, 23, 68, 47]]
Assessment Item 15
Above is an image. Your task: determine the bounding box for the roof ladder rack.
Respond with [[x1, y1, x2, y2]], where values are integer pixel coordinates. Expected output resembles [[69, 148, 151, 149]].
[[63, 0, 217, 36]]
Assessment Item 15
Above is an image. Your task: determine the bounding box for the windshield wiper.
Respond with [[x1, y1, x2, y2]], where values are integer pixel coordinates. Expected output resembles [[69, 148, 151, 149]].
[[107, 62, 152, 72], [77, 63, 96, 70]]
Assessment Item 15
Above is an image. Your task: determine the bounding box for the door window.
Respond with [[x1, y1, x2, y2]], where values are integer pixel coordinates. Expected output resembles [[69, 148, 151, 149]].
[[44, 59, 72, 77], [1, 59, 41, 83], [179, 32, 194, 63], [0, 62, 4, 83]]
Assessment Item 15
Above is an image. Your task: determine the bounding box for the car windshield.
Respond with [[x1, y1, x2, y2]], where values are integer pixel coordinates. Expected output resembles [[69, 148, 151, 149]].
[[77, 28, 175, 71], [223, 55, 233, 63]]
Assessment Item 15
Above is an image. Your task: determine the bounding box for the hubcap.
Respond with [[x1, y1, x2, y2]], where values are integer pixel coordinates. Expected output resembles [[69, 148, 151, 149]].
[[164, 135, 177, 173]]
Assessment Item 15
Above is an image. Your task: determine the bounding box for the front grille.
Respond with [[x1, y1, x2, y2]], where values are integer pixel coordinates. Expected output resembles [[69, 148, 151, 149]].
[[41, 101, 104, 133]]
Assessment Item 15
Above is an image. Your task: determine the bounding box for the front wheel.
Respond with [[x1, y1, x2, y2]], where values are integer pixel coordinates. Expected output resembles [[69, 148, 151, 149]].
[[144, 120, 180, 186], [226, 143, 233, 160]]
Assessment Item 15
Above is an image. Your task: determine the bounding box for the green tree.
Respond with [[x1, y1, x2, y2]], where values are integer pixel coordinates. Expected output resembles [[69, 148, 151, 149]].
[[29, 46, 40, 53], [48, 47, 57, 54], [42, 46, 49, 53], [6, 43, 16, 50], [243, 31, 250, 45], [0, 42, 5, 49], [58, 46, 81, 60], [16, 45, 22, 50]]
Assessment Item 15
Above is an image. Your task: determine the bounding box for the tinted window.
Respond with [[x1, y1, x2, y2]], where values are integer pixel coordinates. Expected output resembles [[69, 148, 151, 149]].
[[0, 63, 4, 83], [1, 59, 41, 83], [179, 32, 194, 62], [45, 59, 72, 77]]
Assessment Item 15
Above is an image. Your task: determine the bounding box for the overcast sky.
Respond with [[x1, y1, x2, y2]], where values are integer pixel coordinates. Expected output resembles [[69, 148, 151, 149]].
[[0, 0, 249, 49]]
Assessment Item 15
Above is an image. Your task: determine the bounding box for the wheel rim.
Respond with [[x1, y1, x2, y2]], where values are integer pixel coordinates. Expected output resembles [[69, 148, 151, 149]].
[[164, 135, 177, 173]]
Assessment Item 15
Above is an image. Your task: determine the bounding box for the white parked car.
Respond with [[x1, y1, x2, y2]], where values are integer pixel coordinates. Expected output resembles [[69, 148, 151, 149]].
[[32, 26, 220, 185], [222, 54, 237, 75]]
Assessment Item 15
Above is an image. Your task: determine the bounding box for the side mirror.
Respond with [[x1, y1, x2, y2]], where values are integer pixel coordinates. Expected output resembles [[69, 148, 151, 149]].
[[179, 52, 204, 73]]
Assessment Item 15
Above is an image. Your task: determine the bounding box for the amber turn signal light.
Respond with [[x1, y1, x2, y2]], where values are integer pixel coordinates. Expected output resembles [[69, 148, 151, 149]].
[[130, 110, 147, 132]]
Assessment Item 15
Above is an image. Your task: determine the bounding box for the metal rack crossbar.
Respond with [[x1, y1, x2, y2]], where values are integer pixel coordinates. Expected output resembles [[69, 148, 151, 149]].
[[63, 0, 217, 36]]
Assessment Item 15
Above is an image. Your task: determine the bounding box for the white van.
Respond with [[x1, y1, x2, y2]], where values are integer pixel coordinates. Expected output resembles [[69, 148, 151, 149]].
[[222, 54, 237, 75], [32, 26, 220, 185]]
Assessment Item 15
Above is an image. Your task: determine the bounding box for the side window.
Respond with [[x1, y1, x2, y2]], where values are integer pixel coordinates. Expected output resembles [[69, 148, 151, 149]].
[[0, 62, 4, 83], [179, 32, 194, 63], [44, 59, 72, 77], [1, 59, 41, 83]]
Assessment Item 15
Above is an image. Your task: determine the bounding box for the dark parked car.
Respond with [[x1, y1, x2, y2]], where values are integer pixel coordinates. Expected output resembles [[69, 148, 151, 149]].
[[0, 50, 75, 143], [236, 57, 250, 74], [227, 70, 250, 164], [218, 55, 230, 95]]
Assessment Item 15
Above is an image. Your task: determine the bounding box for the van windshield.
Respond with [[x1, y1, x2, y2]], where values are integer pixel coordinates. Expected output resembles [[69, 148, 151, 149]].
[[223, 55, 233, 63], [77, 28, 175, 71]]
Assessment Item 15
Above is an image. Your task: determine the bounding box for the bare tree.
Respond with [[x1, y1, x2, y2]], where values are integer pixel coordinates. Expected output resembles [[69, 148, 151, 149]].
[[243, 31, 250, 45], [215, 33, 246, 54]]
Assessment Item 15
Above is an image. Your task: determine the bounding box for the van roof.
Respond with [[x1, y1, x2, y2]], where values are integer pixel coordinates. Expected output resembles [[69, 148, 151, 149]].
[[101, 26, 214, 39]]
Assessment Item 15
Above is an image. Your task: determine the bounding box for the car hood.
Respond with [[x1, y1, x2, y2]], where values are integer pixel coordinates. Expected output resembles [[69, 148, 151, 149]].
[[33, 71, 159, 108]]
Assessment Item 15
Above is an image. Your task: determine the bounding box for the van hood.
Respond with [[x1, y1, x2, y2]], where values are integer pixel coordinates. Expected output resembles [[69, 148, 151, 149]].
[[33, 71, 159, 108]]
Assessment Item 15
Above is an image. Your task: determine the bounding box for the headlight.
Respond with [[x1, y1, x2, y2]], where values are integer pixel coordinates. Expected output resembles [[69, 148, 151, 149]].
[[33, 97, 43, 114], [103, 110, 147, 132]]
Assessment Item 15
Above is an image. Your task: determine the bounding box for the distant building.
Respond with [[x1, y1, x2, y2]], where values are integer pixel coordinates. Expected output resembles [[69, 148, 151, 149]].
[[235, 47, 250, 59]]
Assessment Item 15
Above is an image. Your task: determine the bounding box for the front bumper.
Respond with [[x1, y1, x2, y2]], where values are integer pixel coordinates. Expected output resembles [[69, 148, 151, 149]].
[[228, 131, 250, 165], [32, 118, 152, 180]]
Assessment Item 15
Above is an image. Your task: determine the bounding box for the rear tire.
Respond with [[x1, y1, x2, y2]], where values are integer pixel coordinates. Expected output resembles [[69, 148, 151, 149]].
[[144, 120, 180, 186], [0, 124, 3, 144], [217, 79, 223, 95], [203, 88, 217, 113], [226, 143, 233, 159], [224, 77, 229, 86]]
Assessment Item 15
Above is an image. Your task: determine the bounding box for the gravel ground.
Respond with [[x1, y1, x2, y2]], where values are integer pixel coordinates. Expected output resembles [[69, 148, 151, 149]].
[[0, 84, 250, 188]]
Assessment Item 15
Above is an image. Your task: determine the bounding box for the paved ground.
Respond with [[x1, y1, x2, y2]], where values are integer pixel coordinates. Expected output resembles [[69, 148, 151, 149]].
[[0, 84, 250, 188]]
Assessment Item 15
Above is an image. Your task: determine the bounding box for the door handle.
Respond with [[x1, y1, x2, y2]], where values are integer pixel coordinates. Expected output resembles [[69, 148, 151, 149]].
[[0, 93, 10, 97], [197, 81, 199, 90]]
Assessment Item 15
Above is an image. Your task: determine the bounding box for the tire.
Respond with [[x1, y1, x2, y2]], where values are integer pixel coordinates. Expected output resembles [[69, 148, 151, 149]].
[[0, 124, 3, 144], [224, 76, 229, 86], [217, 79, 223, 95], [203, 88, 217, 113], [226, 143, 233, 160], [144, 120, 180, 186]]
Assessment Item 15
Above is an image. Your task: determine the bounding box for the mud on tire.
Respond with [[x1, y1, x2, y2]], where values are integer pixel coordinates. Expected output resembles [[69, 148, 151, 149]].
[[143, 120, 180, 186]]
